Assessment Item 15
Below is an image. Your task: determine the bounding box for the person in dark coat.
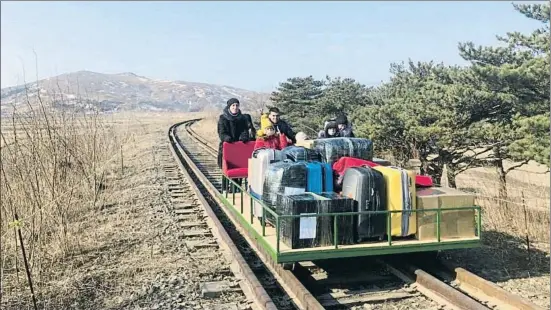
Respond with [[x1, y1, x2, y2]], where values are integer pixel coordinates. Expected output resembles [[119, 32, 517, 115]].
[[317, 121, 339, 138], [217, 98, 254, 191], [266, 107, 296, 144], [245, 114, 256, 140], [335, 112, 355, 137]]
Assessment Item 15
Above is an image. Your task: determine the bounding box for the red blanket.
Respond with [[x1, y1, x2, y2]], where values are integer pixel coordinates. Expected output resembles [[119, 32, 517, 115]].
[[332, 157, 433, 187]]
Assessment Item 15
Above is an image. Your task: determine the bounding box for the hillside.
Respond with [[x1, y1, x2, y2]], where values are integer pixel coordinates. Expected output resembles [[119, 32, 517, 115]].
[[0, 71, 270, 114]]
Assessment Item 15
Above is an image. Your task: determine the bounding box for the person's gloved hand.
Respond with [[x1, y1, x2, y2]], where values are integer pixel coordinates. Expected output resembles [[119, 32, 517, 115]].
[[223, 136, 232, 143], [239, 132, 250, 142]]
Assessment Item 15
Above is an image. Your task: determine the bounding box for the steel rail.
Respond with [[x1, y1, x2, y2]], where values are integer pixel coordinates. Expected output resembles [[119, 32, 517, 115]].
[[169, 120, 277, 309]]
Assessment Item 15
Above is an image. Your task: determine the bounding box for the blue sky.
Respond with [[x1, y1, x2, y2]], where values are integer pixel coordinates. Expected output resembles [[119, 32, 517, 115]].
[[1, 1, 545, 91]]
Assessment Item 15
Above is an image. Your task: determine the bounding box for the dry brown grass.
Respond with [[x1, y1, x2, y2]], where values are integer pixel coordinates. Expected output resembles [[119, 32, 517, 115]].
[[0, 86, 199, 308], [192, 111, 220, 147], [456, 166, 549, 246], [2, 121, 105, 306], [1, 105, 121, 287]]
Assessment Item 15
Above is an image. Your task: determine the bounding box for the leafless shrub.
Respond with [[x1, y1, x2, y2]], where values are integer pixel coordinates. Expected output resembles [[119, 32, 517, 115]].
[[1, 81, 125, 306]]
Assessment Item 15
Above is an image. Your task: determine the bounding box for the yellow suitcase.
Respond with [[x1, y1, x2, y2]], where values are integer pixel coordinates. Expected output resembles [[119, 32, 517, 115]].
[[372, 166, 417, 237]]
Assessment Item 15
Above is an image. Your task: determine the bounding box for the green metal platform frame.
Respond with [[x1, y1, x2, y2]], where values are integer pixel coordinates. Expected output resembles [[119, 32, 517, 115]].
[[219, 175, 482, 264]]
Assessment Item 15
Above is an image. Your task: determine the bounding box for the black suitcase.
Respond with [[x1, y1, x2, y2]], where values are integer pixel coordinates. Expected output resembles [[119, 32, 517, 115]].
[[341, 166, 387, 241], [276, 193, 322, 249], [313, 137, 373, 164], [317, 192, 356, 246], [263, 160, 308, 224], [282, 146, 321, 162]]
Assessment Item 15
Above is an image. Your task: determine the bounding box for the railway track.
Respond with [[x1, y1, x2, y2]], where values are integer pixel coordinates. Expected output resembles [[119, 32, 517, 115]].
[[169, 120, 304, 309], [167, 118, 543, 310], [156, 152, 253, 310]]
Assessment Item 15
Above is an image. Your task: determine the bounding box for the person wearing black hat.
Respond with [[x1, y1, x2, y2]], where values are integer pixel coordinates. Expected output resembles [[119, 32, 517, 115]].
[[217, 98, 254, 168], [318, 120, 339, 138], [335, 112, 354, 137]]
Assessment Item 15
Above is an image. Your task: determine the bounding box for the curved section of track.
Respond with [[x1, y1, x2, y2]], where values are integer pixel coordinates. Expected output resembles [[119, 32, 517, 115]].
[[169, 119, 315, 309], [169, 118, 544, 310]]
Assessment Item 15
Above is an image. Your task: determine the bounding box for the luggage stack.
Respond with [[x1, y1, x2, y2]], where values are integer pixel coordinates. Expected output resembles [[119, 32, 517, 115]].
[[246, 136, 475, 249]]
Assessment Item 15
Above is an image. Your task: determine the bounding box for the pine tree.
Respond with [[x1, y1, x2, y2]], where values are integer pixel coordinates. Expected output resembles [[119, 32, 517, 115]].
[[457, 2, 550, 197], [316, 76, 369, 121], [269, 76, 324, 135]]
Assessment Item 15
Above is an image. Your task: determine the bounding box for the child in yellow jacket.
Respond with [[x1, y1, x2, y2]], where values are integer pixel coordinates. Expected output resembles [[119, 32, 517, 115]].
[[256, 113, 272, 138]]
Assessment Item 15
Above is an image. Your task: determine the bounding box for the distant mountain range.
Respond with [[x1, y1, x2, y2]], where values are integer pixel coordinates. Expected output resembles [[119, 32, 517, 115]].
[[0, 71, 270, 115]]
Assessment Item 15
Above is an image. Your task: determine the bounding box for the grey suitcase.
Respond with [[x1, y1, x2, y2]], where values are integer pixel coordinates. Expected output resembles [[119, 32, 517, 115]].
[[341, 166, 387, 241]]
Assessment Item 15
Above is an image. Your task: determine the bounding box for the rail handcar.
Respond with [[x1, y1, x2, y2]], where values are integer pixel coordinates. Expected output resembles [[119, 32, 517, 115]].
[[218, 140, 481, 269]]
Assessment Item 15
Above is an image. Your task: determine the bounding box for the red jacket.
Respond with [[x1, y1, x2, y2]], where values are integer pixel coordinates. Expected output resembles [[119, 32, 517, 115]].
[[254, 133, 289, 151]]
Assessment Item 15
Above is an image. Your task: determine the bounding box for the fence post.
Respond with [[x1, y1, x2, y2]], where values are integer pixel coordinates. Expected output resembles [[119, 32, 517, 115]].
[[440, 164, 449, 188], [14, 212, 38, 310], [521, 191, 531, 259], [120, 145, 124, 175]]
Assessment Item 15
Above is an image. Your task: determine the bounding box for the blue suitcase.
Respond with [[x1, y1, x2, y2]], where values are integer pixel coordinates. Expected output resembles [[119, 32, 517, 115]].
[[306, 162, 334, 193]]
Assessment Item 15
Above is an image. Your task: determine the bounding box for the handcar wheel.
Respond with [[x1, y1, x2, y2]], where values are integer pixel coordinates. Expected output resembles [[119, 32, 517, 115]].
[[282, 263, 295, 270]]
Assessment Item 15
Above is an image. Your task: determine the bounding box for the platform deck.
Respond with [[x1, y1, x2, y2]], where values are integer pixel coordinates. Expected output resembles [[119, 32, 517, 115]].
[[218, 189, 481, 263]]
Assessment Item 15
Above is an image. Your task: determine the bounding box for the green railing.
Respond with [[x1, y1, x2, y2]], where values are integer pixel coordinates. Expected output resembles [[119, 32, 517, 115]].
[[221, 175, 482, 255]]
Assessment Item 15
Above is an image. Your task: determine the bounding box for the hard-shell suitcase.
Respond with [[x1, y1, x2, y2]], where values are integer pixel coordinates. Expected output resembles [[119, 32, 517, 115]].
[[282, 145, 320, 162], [249, 149, 286, 217], [306, 162, 334, 194], [373, 166, 416, 237], [313, 137, 374, 164], [262, 160, 308, 223], [317, 192, 356, 246], [341, 167, 387, 241], [250, 148, 286, 193], [276, 193, 321, 249], [252, 148, 286, 161]]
